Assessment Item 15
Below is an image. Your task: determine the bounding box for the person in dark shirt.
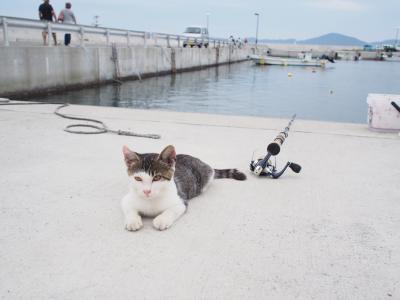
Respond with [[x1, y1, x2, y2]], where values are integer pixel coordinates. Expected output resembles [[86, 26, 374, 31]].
[[38, 0, 58, 45]]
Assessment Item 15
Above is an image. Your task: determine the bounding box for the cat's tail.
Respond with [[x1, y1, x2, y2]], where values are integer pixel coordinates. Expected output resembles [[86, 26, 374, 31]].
[[214, 169, 247, 181]]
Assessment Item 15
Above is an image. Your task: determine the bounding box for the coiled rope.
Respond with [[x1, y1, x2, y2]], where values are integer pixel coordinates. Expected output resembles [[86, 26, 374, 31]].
[[0, 99, 161, 139], [54, 104, 161, 139]]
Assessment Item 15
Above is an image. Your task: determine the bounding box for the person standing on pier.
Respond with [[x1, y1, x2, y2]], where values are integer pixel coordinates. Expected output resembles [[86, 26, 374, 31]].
[[58, 2, 77, 46], [38, 0, 58, 45]]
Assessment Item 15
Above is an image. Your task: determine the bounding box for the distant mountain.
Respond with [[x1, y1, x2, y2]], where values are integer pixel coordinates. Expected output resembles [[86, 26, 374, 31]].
[[298, 33, 366, 46], [245, 33, 395, 47]]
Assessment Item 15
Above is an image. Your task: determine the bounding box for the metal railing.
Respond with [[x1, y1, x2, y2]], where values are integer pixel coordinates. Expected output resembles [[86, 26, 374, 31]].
[[0, 15, 230, 48]]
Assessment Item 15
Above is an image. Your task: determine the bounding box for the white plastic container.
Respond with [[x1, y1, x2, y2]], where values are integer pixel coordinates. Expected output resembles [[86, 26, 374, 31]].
[[367, 93, 400, 131]]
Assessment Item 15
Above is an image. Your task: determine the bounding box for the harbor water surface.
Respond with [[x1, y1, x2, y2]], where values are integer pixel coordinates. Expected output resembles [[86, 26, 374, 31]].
[[28, 60, 400, 124]]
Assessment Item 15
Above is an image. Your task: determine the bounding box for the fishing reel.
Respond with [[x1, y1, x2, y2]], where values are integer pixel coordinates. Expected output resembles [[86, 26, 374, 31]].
[[250, 153, 301, 179], [250, 114, 302, 179]]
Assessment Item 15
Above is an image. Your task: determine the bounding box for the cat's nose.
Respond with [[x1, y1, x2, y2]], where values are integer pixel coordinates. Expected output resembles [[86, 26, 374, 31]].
[[143, 189, 151, 197]]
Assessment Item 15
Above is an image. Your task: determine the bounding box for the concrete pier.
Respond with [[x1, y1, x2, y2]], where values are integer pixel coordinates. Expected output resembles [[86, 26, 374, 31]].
[[0, 103, 399, 299], [0, 46, 251, 97]]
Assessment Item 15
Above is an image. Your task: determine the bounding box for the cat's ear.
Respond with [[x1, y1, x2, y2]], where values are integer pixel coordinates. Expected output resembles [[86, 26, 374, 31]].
[[122, 145, 140, 167], [158, 145, 176, 167]]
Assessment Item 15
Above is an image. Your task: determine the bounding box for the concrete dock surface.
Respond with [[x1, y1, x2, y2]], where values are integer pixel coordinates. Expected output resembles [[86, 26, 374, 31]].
[[0, 102, 399, 299]]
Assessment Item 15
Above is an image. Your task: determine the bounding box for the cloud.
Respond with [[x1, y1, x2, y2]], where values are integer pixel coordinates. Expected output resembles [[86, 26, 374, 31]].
[[306, 0, 366, 12]]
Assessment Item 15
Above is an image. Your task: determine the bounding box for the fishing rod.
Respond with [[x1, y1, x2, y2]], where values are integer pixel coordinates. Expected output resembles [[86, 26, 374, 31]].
[[250, 114, 301, 178]]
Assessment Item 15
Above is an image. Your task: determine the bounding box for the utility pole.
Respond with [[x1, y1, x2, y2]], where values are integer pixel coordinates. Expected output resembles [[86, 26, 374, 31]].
[[206, 13, 210, 34], [254, 13, 260, 48], [93, 15, 99, 27]]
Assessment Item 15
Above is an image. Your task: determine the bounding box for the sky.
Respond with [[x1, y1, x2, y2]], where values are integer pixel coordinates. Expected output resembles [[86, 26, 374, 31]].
[[1, 0, 399, 42]]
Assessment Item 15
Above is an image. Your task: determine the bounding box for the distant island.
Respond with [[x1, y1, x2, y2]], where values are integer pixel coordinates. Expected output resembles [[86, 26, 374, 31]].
[[246, 33, 397, 46]]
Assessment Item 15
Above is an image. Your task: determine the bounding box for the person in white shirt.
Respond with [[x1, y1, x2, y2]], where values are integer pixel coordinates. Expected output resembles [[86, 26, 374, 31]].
[[58, 2, 77, 45]]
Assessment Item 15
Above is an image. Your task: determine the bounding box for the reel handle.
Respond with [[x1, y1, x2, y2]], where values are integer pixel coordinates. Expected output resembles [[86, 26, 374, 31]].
[[270, 162, 301, 179], [289, 162, 301, 173]]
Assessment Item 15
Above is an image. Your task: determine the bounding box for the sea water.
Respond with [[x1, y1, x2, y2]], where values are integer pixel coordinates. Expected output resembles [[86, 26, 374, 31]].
[[27, 60, 400, 124]]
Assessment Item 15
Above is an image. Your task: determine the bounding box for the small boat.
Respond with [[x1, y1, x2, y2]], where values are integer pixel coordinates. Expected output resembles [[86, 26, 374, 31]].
[[382, 54, 400, 62], [250, 52, 329, 67]]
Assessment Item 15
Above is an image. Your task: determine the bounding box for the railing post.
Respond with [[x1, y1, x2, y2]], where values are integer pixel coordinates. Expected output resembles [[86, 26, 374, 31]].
[[106, 29, 110, 45], [154, 33, 157, 46], [47, 22, 52, 47], [177, 35, 180, 48], [167, 35, 170, 48], [126, 31, 130, 46], [2, 17, 10, 46], [79, 26, 84, 46], [143, 32, 147, 47]]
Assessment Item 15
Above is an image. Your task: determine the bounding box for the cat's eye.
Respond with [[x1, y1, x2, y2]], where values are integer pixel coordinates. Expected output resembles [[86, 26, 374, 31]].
[[153, 175, 162, 182], [134, 176, 142, 181]]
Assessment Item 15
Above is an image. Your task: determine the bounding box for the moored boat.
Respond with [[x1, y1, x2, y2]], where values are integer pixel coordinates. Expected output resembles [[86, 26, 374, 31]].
[[382, 54, 400, 62], [250, 52, 329, 67]]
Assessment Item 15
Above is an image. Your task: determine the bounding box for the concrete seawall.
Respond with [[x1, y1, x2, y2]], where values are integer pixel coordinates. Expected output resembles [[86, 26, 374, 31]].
[[0, 46, 251, 97]]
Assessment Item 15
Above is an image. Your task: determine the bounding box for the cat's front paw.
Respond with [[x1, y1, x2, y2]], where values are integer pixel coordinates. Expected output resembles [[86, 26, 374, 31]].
[[125, 215, 143, 231], [153, 214, 174, 231]]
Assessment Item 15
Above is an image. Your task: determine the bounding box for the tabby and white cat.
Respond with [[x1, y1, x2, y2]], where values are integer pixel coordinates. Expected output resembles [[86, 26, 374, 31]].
[[121, 145, 246, 231]]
